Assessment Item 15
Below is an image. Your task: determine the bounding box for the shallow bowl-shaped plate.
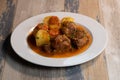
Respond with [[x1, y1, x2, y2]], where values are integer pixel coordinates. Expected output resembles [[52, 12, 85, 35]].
[[11, 12, 107, 67]]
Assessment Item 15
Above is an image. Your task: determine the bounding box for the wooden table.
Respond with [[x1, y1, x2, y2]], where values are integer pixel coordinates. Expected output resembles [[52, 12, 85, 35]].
[[0, 0, 120, 80]]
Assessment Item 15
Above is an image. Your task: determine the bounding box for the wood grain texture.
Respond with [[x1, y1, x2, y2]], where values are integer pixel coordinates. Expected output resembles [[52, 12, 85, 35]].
[[0, 0, 120, 80], [78, 0, 109, 80], [0, 0, 17, 79], [2, 0, 66, 80], [12, 0, 64, 30], [100, 0, 120, 80], [64, 0, 79, 13], [64, 0, 84, 80]]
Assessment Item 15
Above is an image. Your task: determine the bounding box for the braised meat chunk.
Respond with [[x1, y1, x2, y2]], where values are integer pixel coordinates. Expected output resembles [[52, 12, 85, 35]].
[[61, 21, 89, 49], [61, 22, 76, 38], [72, 36, 89, 49], [52, 35, 72, 52], [71, 28, 89, 49], [41, 44, 52, 53]]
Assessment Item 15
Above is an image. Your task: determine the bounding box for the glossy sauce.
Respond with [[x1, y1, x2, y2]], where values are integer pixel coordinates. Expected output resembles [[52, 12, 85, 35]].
[[27, 25, 92, 58]]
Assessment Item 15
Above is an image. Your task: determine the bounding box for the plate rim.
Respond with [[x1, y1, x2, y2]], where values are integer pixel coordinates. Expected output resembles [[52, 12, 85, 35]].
[[10, 12, 108, 67]]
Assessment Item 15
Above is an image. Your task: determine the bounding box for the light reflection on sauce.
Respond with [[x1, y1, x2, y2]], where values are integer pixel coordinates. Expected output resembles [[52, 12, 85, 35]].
[[27, 25, 92, 58]]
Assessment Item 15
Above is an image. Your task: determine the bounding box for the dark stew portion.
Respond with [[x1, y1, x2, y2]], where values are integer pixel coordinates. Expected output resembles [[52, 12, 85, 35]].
[[27, 16, 92, 58]]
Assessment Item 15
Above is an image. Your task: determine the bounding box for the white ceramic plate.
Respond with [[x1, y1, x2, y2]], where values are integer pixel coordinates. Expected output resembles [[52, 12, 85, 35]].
[[11, 12, 107, 67]]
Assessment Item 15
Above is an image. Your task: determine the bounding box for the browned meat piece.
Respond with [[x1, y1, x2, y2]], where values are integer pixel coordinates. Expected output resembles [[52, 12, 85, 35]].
[[72, 36, 89, 49], [41, 44, 52, 53], [52, 35, 72, 52], [61, 22, 85, 39], [73, 29, 85, 39], [61, 21, 89, 49], [60, 22, 76, 38], [71, 28, 89, 49]]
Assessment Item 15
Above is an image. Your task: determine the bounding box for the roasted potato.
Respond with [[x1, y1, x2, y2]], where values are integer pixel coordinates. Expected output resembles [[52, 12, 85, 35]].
[[61, 17, 74, 23], [43, 16, 51, 25], [33, 23, 48, 36], [48, 16, 60, 25], [35, 30, 50, 46]]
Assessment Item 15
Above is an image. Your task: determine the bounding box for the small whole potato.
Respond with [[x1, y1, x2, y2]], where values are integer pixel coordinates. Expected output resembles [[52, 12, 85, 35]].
[[32, 23, 48, 36], [48, 16, 60, 25], [35, 30, 50, 46]]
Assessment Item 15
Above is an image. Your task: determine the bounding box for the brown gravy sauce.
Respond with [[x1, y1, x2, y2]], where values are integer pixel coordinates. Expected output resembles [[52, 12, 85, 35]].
[[27, 25, 92, 58]]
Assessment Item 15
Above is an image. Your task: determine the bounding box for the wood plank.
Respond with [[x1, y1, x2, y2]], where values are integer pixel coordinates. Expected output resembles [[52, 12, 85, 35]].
[[99, 0, 120, 80], [0, 0, 17, 79], [79, 0, 109, 80], [64, 1, 107, 79], [0, 1, 7, 78], [64, 0, 84, 80], [2, 0, 65, 80], [64, 0, 79, 13], [12, 0, 64, 30], [1, 0, 115, 80], [79, 0, 100, 19]]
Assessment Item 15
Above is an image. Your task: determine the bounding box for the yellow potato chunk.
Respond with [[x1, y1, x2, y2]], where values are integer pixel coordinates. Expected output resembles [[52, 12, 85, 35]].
[[33, 23, 48, 36], [35, 30, 50, 46], [61, 17, 74, 23], [43, 16, 51, 25]]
